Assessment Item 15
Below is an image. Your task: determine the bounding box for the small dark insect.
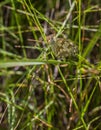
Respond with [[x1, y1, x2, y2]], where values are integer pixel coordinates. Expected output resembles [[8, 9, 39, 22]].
[[50, 38, 78, 59]]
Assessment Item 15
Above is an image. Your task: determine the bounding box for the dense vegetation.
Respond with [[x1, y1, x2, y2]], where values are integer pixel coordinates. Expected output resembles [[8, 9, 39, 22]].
[[0, 0, 101, 130]]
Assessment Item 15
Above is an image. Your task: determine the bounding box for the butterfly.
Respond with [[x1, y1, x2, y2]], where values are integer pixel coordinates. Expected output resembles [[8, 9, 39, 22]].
[[50, 37, 78, 59]]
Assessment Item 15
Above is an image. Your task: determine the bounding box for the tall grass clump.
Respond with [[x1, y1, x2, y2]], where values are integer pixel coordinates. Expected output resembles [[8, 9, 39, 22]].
[[0, 0, 101, 130]]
